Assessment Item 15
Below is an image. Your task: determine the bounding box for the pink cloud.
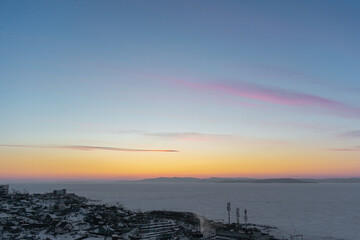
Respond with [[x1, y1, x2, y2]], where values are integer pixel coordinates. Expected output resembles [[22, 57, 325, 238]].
[[118, 130, 230, 141], [117, 129, 288, 145], [0, 144, 178, 152], [119, 71, 360, 119], [261, 121, 341, 132], [338, 130, 360, 138], [328, 146, 360, 152], [170, 79, 360, 119], [143, 132, 228, 141]]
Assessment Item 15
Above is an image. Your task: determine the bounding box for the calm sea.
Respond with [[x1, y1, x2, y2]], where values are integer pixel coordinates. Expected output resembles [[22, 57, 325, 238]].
[[7, 182, 360, 240]]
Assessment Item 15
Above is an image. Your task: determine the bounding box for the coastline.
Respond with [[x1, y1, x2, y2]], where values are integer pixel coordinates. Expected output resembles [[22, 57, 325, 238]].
[[0, 187, 279, 240]]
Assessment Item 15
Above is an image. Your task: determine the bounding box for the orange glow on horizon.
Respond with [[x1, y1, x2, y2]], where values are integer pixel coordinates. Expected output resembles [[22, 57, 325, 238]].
[[1, 144, 359, 180]]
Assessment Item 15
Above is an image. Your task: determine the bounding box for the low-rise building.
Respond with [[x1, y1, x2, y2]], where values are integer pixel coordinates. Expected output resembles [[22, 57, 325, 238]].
[[53, 189, 66, 195], [0, 185, 9, 196]]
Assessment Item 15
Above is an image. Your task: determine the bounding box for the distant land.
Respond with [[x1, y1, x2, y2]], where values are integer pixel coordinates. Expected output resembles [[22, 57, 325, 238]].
[[137, 177, 254, 183], [221, 178, 315, 183], [2, 177, 359, 184], [138, 177, 360, 183]]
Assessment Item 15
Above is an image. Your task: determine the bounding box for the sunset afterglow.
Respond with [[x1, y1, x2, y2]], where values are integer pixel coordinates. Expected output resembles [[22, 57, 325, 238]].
[[1, 1, 360, 180]]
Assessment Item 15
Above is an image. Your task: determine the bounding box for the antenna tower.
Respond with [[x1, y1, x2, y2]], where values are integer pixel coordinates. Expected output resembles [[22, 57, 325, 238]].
[[226, 202, 231, 224], [236, 208, 240, 225], [244, 208, 248, 226]]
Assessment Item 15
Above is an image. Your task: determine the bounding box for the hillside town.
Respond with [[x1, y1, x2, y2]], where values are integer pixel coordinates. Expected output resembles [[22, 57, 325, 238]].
[[0, 185, 278, 240]]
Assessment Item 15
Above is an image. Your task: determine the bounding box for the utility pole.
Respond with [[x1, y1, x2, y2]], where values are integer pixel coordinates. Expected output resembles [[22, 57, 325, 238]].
[[236, 208, 240, 225], [226, 202, 231, 224]]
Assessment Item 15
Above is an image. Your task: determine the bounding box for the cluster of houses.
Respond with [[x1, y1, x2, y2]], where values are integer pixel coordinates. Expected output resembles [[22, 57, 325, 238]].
[[0, 186, 204, 240], [0, 185, 279, 240]]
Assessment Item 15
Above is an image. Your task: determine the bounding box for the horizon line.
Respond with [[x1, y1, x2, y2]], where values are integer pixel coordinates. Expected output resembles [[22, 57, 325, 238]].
[[1, 175, 360, 182]]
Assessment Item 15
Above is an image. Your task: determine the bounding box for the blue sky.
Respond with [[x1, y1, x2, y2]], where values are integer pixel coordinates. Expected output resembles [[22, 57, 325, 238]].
[[1, 1, 360, 178]]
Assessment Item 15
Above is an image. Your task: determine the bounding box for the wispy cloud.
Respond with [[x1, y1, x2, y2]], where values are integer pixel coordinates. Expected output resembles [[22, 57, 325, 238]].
[[236, 63, 325, 85], [338, 130, 360, 138], [117, 130, 287, 145], [117, 130, 232, 141], [328, 146, 360, 152], [261, 121, 342, 132], [169, 79, 360, 119], [144, 132, 230, 141], [0, 144, 178, 152]]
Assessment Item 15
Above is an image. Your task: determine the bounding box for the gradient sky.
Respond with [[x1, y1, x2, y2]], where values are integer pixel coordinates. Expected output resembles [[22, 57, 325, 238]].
[[1, 0, 360, 180]]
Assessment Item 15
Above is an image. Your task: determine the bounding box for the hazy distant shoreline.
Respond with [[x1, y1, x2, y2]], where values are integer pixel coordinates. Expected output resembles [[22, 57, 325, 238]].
[[1, 177, 360, 184], [137, 177, 360, 183]]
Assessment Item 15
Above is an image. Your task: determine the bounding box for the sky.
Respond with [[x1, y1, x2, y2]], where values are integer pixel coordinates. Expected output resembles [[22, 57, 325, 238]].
[[1, 0, 360, 180]]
